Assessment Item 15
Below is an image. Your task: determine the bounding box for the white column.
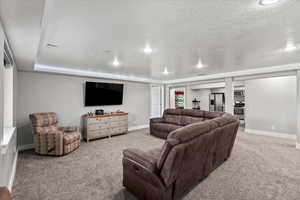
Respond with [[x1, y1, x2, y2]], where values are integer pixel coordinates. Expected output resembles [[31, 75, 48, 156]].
[[160, 85, 165, 114], [296, 70, 300, 149], [164, 85, 170, 109], [225, 77, 234, 114]]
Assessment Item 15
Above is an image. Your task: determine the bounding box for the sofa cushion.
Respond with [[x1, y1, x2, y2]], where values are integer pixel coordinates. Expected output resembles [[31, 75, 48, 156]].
[[151, 122, 182, 133], [204, 111, 224, 119], [210, 113, 237, 126], [163, 109, 182, 116], [157, 138, 179, 169], [147, 147, 162, 160], [63, 132, 80, 144], [164, 114, 182, 125], [181, 109, 206, 118], [168, 120, 218, 143], [181, 116, 205, 126]]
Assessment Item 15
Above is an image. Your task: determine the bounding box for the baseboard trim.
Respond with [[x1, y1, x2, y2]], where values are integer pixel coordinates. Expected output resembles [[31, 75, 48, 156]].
[[18, 143, 35, 151], [8, 151, 18, 191], [128, 124, 149, 132], [245, 129, 296, 140]]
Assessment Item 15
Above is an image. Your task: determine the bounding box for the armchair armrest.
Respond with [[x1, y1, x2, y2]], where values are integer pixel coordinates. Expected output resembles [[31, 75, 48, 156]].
[[47, 130, 64, 155], [58, 126, 79, 133], [150, 117, 165, 124]]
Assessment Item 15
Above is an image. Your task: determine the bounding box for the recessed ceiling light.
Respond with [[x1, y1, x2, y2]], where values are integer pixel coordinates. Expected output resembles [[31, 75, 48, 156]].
[[285, 42, 297, 52], [144, 44, 153, 55], [163, 67, 169, 75], [196, 59, 204, 69], [259, 0, 280, 6], [112, 57, 120, 66]]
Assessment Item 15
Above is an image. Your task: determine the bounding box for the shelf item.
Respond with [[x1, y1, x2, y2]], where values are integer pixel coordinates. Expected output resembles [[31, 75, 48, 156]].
[[83, 112, 128, 142], [192, 98, 201, 110], [175, 91, 185, 109]]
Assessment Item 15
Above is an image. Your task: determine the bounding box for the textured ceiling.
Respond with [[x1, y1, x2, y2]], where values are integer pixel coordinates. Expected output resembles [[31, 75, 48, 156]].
[[1, 0, 300, 80]]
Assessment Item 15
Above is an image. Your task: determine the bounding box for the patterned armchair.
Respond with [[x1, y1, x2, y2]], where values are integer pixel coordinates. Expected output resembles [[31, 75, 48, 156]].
[[29, 112, 80, 156]]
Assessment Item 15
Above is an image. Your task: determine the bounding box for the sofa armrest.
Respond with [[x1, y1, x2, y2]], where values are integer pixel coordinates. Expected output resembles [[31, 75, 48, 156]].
[[150, 117, 165, 124], [123, 148, 165, 189], [123, 148, 158, 173]]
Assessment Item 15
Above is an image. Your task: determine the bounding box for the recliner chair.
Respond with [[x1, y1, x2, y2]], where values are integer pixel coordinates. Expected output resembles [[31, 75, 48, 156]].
[[29, 112, 81, 156]]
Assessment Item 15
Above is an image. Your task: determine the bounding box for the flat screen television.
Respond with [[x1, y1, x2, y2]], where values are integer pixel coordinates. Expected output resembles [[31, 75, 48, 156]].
[[85, 81, 124, 106]]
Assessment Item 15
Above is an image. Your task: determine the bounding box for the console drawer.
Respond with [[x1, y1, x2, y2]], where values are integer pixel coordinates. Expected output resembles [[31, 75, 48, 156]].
[[83, 113, 128, 141]]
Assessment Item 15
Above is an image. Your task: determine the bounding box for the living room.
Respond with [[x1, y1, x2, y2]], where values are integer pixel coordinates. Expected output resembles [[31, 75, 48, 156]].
[[1, 0, 300, 200]]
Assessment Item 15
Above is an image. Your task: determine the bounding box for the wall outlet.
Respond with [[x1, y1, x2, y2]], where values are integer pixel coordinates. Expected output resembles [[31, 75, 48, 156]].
[[271, 125, 275, 130]]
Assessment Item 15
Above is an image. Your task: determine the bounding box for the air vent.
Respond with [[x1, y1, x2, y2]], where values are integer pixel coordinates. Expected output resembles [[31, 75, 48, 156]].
[[4, 41, 13, 67], [104, 50, 112, 53], [46, 43, 59, 48]]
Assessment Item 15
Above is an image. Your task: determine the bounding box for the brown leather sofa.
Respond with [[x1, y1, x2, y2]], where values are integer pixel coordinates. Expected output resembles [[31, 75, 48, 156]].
[[150, 109, 224, 139], [123, 109, 239, 200]]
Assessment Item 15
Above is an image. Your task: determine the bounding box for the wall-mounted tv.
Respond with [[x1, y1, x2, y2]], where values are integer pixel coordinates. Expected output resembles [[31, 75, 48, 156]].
[[85, 81, 124, 106]]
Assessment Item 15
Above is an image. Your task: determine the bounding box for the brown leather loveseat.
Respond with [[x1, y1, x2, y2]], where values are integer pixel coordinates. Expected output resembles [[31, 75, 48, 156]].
[[123, 109, 239, 200]]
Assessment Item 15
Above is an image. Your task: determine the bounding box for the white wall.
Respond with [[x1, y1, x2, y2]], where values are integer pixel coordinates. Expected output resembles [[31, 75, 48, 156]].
[[186, 88, 210, 111], [211, 87, 225, 93], [245, 76, 296, 136], [17, 71, 151, 147]]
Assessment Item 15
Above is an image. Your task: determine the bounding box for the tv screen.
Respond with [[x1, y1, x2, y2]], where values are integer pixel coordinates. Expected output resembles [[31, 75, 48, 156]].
[[85, 82, 124, 106]]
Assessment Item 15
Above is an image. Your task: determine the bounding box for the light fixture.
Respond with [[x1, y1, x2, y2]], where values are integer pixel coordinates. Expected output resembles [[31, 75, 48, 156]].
[[112, 57, 120, 66], [259, 0, 280, 6], [285, 42, 297, 52], [196, 59, 204, 69], [163, 67, 169, 75], [144, 44, 153, 55]]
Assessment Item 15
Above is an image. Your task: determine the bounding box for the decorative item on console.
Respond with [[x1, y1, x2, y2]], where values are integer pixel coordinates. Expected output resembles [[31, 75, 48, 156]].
[[87, 112, 94, 116], [95, 109, 104, 115]]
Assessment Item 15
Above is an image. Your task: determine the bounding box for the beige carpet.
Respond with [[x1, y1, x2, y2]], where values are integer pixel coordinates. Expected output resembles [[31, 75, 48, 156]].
[[13, 129, 300, 200]]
